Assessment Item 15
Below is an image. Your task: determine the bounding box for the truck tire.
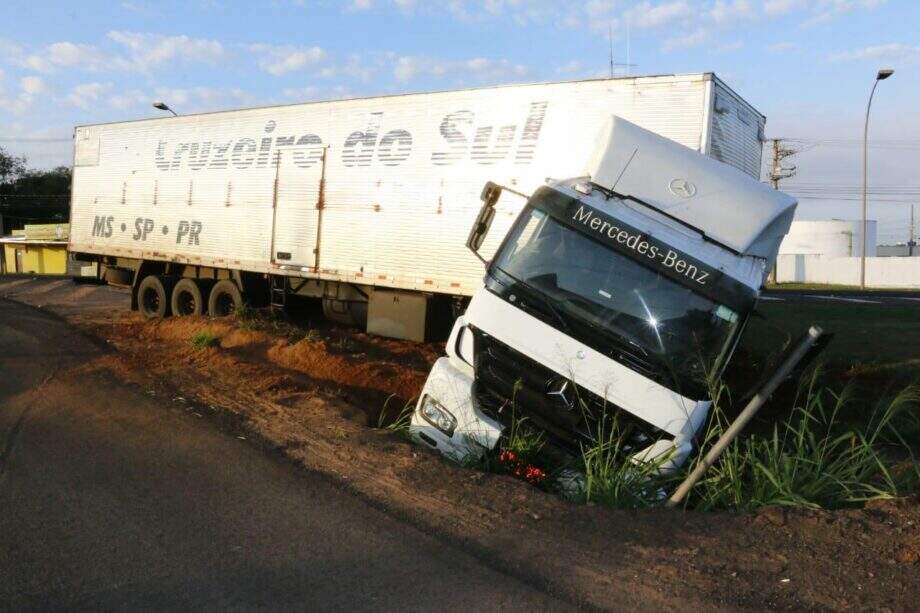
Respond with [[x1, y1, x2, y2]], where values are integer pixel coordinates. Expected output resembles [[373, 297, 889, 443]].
[[137, 275, 170, 319], [208, 280, 242, 317], [171, 278, 206, 316]]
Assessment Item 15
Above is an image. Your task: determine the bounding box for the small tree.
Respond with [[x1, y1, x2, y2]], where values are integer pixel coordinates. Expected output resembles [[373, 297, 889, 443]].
[[0, 146, 27, 185]]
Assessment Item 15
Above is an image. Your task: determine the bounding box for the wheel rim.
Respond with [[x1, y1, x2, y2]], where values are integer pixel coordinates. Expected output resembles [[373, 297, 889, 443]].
[[142, 287, 160, 314], [215, 292, 235, 317], [176, 290, 196, 315]]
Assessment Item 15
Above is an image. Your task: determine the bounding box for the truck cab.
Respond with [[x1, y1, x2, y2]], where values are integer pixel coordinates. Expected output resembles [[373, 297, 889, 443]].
[[410, 117, 797, 469]]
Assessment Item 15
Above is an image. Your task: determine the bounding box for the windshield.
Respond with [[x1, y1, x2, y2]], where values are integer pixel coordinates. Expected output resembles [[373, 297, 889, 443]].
[[490, 206, 743, 396]]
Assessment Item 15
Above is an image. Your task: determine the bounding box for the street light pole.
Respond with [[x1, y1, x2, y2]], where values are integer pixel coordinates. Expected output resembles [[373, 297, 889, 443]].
[[861, 68, 894, 289]]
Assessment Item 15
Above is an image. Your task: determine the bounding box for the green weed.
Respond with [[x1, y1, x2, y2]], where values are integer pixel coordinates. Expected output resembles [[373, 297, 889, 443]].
[[376, 394, 415, 439], [480, 369, 919, 511], [190, 332, 220, 349], [681, 372, 919, 510]]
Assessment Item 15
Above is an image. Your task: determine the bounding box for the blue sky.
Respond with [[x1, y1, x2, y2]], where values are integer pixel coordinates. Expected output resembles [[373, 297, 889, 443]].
[[1, 0, 918, 241]]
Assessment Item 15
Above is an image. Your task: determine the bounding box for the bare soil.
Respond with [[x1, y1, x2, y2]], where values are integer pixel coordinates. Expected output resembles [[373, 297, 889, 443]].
[[3, 278, 918, 611]]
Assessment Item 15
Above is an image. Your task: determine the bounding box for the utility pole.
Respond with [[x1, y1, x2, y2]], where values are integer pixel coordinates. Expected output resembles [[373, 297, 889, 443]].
[[909, 204, 916, 257], [607, 22, 637, 77], [769, 138, 797, 189], [0, 209, 5, 274], [608, 23, 614, 78]]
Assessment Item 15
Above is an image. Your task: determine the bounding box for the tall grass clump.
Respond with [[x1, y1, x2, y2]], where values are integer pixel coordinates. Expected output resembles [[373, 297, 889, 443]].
[[578, 412, 677, 508], [556, 369, 918, 511], [233, 303, 256, 322], [684, 371, 920, 510], [376, 394, 414, 440], [190, 331, 220, 349]]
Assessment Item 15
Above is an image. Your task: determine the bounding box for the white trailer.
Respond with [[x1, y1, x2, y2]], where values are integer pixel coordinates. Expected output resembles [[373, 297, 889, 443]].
[[69, 73, 765, 340]]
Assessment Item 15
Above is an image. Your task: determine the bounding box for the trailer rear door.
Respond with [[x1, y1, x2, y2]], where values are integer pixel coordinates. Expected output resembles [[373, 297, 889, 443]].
[[269, 145, 326, 269]]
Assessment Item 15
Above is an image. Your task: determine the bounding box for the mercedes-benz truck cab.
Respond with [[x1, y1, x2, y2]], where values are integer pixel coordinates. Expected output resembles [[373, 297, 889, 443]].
[[410, 116, 797, 469]]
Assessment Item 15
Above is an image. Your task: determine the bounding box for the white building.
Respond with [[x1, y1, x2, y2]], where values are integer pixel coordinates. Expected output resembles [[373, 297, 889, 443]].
[[778, 219, 877, 258], [774, 219, 920, 288]]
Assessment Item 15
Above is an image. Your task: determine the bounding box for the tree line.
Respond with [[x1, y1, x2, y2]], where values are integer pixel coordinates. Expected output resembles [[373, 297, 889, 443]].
[[0, 145, 71, 234]]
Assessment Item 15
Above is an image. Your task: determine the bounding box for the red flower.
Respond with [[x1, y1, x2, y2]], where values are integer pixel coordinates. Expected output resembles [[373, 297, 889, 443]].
[[524, 465, 546, 484], [497, 450, 546, 485]]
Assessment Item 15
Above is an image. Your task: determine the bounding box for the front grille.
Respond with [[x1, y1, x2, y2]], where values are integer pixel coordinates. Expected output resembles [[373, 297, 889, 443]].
[[472, 328, 668, 453]]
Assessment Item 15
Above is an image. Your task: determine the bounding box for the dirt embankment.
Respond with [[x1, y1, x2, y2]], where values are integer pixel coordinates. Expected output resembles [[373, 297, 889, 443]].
[[3, 279, 918, 611]]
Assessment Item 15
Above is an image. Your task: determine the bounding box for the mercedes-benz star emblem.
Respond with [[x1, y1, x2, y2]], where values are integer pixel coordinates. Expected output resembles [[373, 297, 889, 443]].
[[545, 378, 575, 410], [668, 178, 697, 199]]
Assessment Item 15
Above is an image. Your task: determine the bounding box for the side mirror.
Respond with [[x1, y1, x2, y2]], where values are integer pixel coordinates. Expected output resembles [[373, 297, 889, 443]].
[[466, 181, 501, 261]]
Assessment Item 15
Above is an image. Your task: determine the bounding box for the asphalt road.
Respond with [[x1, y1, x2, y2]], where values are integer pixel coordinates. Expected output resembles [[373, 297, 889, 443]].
[[0, 298, 569, 611]]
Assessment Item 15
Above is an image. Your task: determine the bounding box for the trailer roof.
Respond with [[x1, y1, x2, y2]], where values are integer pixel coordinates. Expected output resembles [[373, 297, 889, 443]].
[[74, 72, 763, 131]]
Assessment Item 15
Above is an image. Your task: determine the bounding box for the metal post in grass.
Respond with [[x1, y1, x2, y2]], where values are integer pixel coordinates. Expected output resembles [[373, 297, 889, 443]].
[[666, 326, 825, 508]]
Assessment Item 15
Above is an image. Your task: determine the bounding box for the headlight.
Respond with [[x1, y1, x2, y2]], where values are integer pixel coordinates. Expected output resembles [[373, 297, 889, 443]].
[[418, 396, 458, 437]]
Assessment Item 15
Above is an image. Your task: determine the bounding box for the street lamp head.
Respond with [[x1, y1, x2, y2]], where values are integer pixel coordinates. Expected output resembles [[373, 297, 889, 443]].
[[152, 101, 178, 116], [877, 68, 894, 80]]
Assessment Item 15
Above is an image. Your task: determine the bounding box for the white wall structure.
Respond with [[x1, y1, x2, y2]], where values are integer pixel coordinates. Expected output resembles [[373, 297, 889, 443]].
[[778, 219, 877, 258], [771, 219, 920, 287], [775, 254, 920, 288], [878, 244, 920, 257]]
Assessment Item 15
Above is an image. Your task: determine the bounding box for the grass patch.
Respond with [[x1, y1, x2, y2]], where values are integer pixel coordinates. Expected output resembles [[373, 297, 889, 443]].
[[733, 299, 920, 431], [190, 331, 220, 349], [766, 282, 920, 293], [376, 395, 414, 439], [578, 414, 673, 508], [233, 303, 257, 321], [330, 336, 359, 353], [683, 376, 920, 510], [749, 301, 920, 367], [566, 371, 920, 511], [231, 304, 324, 343]]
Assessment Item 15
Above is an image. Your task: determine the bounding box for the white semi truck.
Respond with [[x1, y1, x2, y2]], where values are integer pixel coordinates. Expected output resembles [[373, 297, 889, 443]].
[[409, 118, 796, 468], [69, 73, 766, 343], [68, 74, 794, 467]]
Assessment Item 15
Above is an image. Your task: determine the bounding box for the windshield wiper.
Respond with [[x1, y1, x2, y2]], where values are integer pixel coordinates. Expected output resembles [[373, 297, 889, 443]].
[[493, 268, 572, 336]]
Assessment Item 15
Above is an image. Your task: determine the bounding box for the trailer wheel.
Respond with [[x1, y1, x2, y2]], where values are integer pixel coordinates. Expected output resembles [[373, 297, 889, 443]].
[[171, 279, 206, 317], [208, 280, 243, 318], [137, 275, 170, 319]]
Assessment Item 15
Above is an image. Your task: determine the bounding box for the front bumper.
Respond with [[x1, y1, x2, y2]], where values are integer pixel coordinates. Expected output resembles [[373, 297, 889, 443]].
[[411, 356, 703, 474], [409, 357, 503, 463]]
